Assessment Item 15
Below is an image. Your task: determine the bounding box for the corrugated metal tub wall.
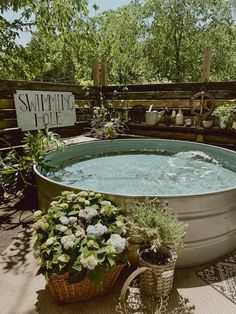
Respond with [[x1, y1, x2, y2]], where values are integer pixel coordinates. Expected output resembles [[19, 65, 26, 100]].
[[34, 139, 236, 267]]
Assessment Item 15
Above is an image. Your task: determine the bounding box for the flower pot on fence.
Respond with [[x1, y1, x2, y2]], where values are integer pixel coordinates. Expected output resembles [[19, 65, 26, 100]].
[[48, 264, 125, 304]]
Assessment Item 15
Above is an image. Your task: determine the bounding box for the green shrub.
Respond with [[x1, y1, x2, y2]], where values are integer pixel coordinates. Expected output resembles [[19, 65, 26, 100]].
[[127, 198, 187, 251]]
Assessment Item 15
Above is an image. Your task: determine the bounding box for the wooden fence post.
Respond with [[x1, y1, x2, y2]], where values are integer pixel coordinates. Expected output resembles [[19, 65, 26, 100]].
[[93, 58, 108, 87], [202, 46, 212, 82], [101, 58, 108, 87], [93, 58, 100, 87]]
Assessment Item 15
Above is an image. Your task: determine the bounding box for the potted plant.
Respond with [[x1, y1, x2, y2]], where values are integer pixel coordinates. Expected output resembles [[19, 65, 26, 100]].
[[127, 198, 187, 297], [33, 190, 128, 304], [212, 102, 236, 129]]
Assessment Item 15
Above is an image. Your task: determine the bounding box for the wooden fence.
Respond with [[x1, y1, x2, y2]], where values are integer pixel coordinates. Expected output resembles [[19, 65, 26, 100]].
[[1, 79, 236, 150]]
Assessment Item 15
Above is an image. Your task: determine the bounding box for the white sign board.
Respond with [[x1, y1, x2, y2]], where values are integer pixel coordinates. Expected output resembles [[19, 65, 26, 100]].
[[14, 90, 76, 131]]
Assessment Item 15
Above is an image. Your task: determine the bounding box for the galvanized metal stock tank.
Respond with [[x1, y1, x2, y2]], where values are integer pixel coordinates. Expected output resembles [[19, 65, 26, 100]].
[[34, 139, 236, 267]]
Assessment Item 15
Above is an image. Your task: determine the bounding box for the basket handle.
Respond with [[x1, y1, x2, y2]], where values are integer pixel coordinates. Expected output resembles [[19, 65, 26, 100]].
[[120, 267, 170, 314], [120, 267, 149, 302]]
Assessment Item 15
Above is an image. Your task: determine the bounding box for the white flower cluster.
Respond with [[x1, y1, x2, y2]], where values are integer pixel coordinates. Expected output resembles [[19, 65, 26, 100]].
[[45, 237, 56, 246], [58, 254, 70, 263], [61, 234, 76, 250], [33, 219, 49, 231], [107, 234, 128, 254], [116, 221, 126, 234], [75, 226, 85, 238], [80, 254, 98, 270], [33, 210, 42, 218], [59, 216, 69, 225], [87, 223, 108, 237], [59, 216, 77, 225], [79, 207, 98, 221]]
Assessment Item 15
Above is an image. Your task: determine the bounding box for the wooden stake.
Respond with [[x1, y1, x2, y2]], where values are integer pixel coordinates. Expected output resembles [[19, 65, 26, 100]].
[[202, 46, 212, 82], [101, 58, 108, 86], [93, 58, 100, 87]]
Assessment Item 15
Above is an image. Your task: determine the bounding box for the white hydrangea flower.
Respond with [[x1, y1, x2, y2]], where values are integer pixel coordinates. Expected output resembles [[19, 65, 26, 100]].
[[78, 197, 86, 203], [33, 210, 42, 218], [61, 234, 76, 245], [58, 254, 70, 263], [50, 201, 58, 206], [59, 216, 70, 225], [89, 192, 95, 197], [80, 254, 98, 270], [75, 227, 85, 238], [63, 240, 75, 250], [41, 222, 49, 231], [107, 234, 128, 254], [116, 221, 126, 234], [45, 237, 56, 246], [59, 225, 68, 232], [106, 244, 117, 254], [84, 200, 90, 206], [62, 191, 71, 196], [78, 191, 89, 197], [59, 203, 69, 209], [87, 240, 95, 247], [100, 200, 112, 206], [79, 207, 98, 221], [32, 222, 41, 231], [86, 223, 108, 237], [69, 216, 77, 224], [95, 193, 102, 198]]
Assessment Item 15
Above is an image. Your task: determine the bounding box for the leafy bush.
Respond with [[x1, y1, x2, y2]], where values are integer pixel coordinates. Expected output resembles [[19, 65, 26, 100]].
[[213, 102, 236, 125], [127, 198, 187, 251], [88, 105, 128, 139], [0, 130, 65, 200], [33, 191, 128, 284]]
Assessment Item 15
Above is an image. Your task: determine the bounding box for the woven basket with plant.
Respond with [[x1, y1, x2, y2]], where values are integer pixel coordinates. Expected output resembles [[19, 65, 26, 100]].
[[127, 198, 187, 298], [33, 190, 128, 304]]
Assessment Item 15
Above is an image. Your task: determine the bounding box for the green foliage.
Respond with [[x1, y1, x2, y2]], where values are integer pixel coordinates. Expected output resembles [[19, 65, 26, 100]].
[[24, 129, 66, 168], [88, 105, 128, 139], [127, 198, 187, 250], [213, 102, 236, 125], [0, 0, 88, 80], [0, 147, 32, 199], [0, 0, 236, 83], [33, 191, 127, 284], [0, 130, 65, 200]]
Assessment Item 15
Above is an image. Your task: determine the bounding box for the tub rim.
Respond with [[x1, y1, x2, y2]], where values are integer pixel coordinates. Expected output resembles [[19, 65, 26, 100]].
[[33, 138, 236, 199]]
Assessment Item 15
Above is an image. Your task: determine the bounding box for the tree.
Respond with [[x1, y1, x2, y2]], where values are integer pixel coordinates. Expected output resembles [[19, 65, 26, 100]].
[[92, 4, 149, 84], [0, 0, 88, 79], [141, 0, 236, 82]]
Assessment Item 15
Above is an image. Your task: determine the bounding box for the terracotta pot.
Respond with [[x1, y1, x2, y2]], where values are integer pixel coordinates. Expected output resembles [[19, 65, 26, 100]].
[[125, 239, 145, 266]]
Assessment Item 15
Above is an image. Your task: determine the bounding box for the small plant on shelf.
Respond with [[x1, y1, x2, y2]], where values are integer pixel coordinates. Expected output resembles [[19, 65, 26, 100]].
[[33, 190, 128, 303], [212, 102, 236, 129]]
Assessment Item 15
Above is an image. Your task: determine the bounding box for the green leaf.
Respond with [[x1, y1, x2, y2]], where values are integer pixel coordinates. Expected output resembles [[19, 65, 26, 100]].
[[68, 270, 86, 284], [87, 266, 106, 285], [107, 256, 115, 267]]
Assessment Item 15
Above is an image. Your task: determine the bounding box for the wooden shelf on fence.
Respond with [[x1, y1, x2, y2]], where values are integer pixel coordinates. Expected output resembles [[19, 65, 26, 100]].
[[127, 123, 236, 149]]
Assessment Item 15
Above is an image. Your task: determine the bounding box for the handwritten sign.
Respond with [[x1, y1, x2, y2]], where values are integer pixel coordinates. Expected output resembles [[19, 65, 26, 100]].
[[14, 90, 76, 131]]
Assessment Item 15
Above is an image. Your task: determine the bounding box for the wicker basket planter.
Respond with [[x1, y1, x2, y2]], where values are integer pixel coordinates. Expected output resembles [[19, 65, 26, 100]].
[[48, 264, 125, 304], [138, 248, 177, 297]]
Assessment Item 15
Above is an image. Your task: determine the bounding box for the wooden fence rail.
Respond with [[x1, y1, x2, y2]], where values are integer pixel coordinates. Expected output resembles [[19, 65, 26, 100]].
[[0, 79, 236, 149]]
